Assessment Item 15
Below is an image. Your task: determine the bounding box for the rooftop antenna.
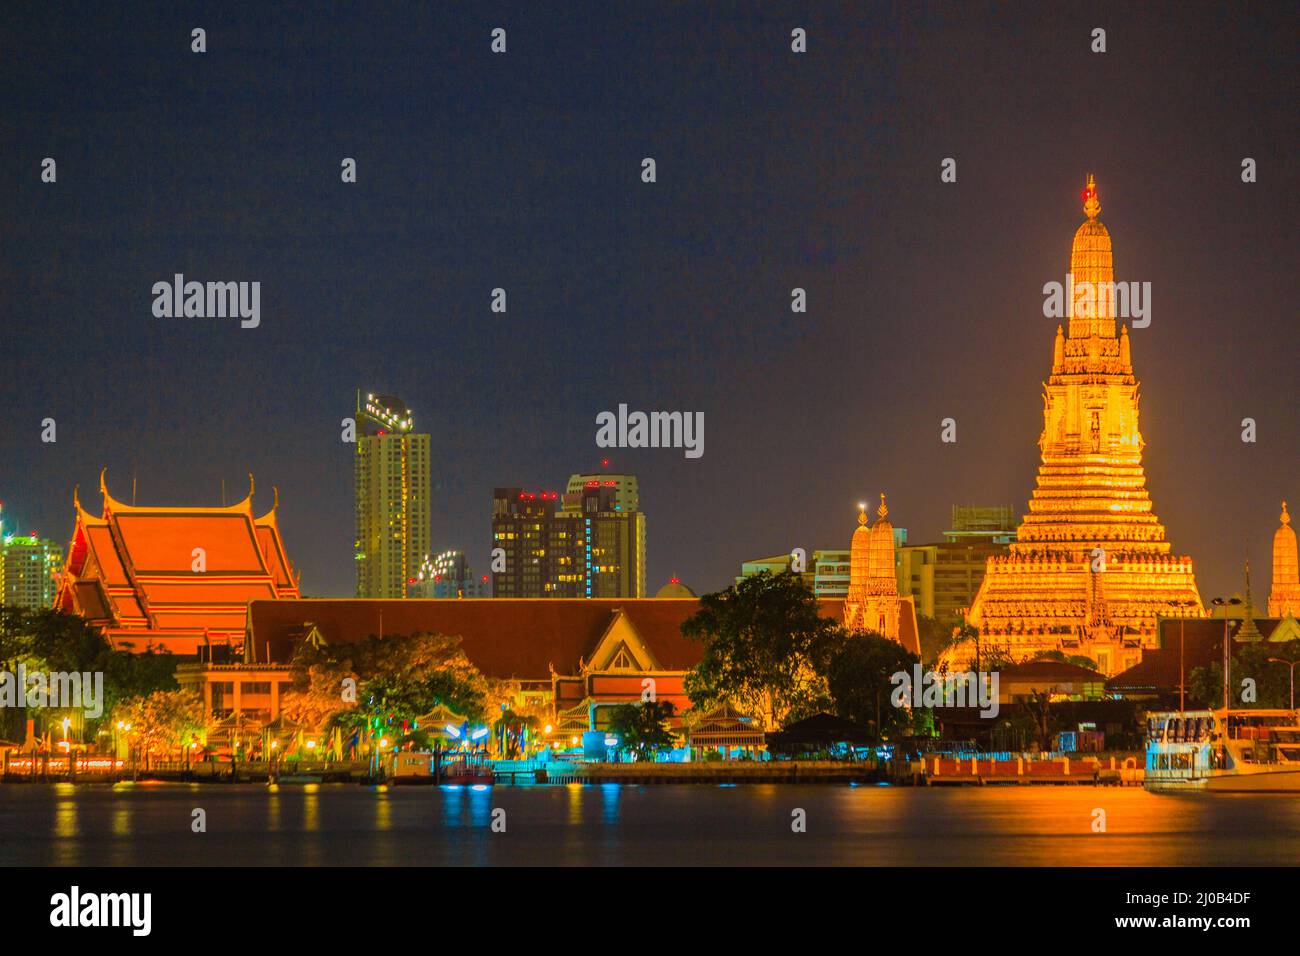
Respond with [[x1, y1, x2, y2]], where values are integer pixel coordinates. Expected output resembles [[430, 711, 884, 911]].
[[132, 468, 137, 506], [221, 478, 226, 507]]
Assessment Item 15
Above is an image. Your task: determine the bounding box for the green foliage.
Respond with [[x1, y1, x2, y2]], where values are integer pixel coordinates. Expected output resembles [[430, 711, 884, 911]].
[[683, 571, 836, 730], [281, 632, 491, 740], [109, 688, 205, 756], [914, 614, 950, 667], [1030, 649, 1100, 671], [684, 575, 940, 741], [1189, 639, 1300, 709], [606, 700, 677, 761], [0, 606, 176, 739], [825, 630, 924, 739]]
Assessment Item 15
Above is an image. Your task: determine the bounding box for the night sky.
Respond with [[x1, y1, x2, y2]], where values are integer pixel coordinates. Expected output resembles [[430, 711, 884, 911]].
[[4, 2, 1296, 602]]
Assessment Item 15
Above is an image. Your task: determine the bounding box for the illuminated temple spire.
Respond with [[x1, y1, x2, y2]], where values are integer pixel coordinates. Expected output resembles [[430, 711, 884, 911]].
[[846, 501, 872, 611], [845, 493, 902, 640], [867, 493, 898, 597], [959, 175, 1202, 676], [1270, 502, 1300, 617], [1069, 173, 1116, 339]]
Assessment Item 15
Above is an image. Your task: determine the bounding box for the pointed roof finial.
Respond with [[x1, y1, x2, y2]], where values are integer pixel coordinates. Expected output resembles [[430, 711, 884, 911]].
[[877, 492, 889, 521], [1283, 501, 1291, 526], [1083, 173, 1101, 220], [857, 502, 868, 526]]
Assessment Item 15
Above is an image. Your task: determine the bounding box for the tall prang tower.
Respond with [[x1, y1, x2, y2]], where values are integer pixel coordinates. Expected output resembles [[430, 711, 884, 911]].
[[961, 177, 1203, 675], [844, 493, 907, 645], [354, 392, 430, 598], [1269, 502, 1300, 618]]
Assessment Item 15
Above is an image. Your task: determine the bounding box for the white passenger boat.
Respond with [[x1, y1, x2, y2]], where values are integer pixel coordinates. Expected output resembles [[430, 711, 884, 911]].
[[1144, 709, 1300, 792]]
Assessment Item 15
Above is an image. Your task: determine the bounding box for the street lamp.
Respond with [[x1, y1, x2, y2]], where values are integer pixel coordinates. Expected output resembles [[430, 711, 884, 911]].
[[1267, 658, 1299, 712], [1169, 599, 1199, 711], [1211, 597, 1243, 716]]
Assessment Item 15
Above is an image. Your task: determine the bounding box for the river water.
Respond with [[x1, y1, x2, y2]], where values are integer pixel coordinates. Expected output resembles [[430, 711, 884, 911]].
[[2, 782, 1297, 866]]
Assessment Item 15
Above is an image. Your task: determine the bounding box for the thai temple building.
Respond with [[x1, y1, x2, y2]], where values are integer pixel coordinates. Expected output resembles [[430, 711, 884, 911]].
[[55, 471, 300, 655], [957, 177, 1203, 675], [1270, 502, 1300, 618], [843, 493, 921, 656]]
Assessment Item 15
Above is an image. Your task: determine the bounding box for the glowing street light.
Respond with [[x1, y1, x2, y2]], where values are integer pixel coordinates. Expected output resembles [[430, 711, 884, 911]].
[[1211, 596, 1243, 713]]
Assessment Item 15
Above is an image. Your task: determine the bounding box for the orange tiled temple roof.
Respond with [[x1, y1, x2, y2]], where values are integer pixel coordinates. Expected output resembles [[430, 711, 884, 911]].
[[55, 470, 300, 654]]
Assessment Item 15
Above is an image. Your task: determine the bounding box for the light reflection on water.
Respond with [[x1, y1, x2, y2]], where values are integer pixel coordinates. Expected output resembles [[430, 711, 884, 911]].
[[1, 783, 1298, 866]]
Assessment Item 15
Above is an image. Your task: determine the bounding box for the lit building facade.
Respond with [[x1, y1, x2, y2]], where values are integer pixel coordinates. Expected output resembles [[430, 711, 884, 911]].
[[943, 505, 1016, 544], [0, 524, 62, 610], [179, 598, 709, 734], [960, 177, 1202, 675], [814, 550, 850, 596], [738, 507, 1010, 625], [885, 507, 1011, 625], [492, 477, 645, 598], [492, 489, 581, 596], [739, 542, 904, 599], [55, 471, 299, 654], [354, 392, 430, 598], [409, 550, 490, 598]]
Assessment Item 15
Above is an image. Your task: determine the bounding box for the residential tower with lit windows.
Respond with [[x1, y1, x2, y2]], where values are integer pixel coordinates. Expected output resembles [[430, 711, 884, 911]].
[[0, 504, 62, 609], [354, 392, 431, 598], [492, 476, 645, 598]]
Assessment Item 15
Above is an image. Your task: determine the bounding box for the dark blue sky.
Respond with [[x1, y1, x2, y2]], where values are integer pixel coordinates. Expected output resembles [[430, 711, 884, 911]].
[[4, 1, 1296, 601]]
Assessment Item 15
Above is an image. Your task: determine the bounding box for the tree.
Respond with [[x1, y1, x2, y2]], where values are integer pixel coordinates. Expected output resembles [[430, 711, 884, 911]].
[[941, 620, 987, 671], [825, 631, 923, 739], [915, 614, 950, 667], [110, 689, 205, 758], [279, 656, 359, 730], [280, 632, 493, 753], [1030, 649, 1100, 671], [606, 700, 677, 761], [1189, 639, 1300, 710], [0, 605, 176, 741], [682, 572, 836, 730], [1027, 689, 1053, 748]]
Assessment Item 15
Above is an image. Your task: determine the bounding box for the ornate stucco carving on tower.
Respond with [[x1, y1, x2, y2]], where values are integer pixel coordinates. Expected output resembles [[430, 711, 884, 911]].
[[1270, 502, 1300, 618], [956, 177, 1203, 675], [844, 493, 908, 645]]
